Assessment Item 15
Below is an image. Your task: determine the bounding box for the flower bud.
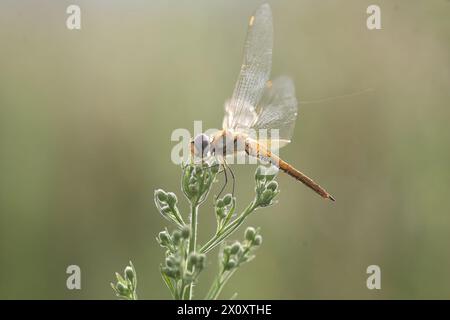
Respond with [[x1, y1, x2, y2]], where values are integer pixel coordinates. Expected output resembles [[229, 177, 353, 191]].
[[116, 282, 129, 295], [222, 194, 232, 206], [172, 230, 181, 244], [124, 266, 134, 283], [165, 257, 174, 268], [188, 253, 198, 265], [155, 189, 168, 202], [162, 266, 178, 279], [245, 227, 256, 241], [253, 235, 263, 246], [166, 192, 178, 207], [225, 259, 237, 270], [230, 242, 241, 255], [165, 255, 177, 268], [181, 225, 190, 239], [216, 199, 225, 208], [262, 189, 273, 202], [158, 230, 170, 246], [266, 181, 278, 192]]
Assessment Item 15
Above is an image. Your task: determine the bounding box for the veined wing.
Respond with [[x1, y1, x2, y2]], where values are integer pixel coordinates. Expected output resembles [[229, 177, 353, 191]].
[[222, 4, 273, 131], [251, 76, 298, 144]]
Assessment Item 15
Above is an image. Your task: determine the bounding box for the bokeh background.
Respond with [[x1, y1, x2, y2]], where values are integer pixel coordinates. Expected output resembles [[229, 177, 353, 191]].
[[0, 0, 449, 299]]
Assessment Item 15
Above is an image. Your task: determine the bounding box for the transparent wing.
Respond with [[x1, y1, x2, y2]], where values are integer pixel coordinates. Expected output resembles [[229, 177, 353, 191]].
[[222, 4, 273, 131], [251, 76, 299, 143]]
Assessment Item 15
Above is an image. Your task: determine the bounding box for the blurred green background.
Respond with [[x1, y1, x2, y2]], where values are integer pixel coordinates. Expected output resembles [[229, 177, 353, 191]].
[[0, 0, 449, 299]]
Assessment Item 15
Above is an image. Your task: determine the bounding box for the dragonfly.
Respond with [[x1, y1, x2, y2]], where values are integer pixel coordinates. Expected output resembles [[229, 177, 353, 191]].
[[190, 4, 335, 201]]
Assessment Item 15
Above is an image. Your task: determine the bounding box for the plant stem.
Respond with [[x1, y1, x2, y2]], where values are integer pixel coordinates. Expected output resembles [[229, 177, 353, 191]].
[[185, 201, 199, 299], [206, 269, 237, 300], [200, 200, 257, 254], [214, 269, 236, 299]]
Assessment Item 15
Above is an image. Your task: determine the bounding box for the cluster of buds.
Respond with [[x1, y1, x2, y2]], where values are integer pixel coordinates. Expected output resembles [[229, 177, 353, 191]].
[[158, 225, 206, 285], [215, 193, 235, 230], [111, 261, 137, 300], [182, 161, 219, 204], [159, 226, 189, 280], [244, 226, 263, 246], [161, 254, 183, 279], [184, 252, 207, 283], [154, 189, 184, 228], [113, 162, 279, 300], [157, 225, 189, 253], [221, 227, 263, 272], [254, 166, 280, 207]]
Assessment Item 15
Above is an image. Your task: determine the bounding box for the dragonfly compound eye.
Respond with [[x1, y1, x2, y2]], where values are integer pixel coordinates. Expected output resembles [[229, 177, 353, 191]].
[[193, 134, 210, 156]]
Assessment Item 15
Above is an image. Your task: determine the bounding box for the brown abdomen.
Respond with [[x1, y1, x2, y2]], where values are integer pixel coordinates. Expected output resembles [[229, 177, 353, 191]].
[[246, 140, 335, 201], [277, 157, 335, 201]]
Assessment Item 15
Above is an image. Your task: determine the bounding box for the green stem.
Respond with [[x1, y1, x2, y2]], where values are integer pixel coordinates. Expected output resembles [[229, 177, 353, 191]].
[[180, 280, 187, 300], [185, 201, 199, 299], [161, 270, 176, 299], [208, 245, 252, 300], [200, 200, 257, 254], [178, 280, 185, 300], [205, 272, 221, 300], [207, 269, 237, 300]]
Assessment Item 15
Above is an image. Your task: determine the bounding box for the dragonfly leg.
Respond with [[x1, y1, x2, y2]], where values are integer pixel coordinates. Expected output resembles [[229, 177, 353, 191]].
[[216, 163, 228, 201], [223, 160, 235, 197]]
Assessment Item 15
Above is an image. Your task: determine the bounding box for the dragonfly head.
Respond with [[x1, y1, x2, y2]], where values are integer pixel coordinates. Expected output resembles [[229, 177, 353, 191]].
[[192, 133, 211, 158]]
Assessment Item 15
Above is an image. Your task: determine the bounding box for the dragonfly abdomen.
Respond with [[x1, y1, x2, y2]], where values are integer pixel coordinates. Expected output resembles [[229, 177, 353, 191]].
[[278, 159, 335, 201], [245, 139, 335, 201]]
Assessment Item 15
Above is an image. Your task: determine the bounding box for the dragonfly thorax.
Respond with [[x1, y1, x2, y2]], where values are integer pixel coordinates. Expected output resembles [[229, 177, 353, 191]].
[[210, 130, 247, 156]]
